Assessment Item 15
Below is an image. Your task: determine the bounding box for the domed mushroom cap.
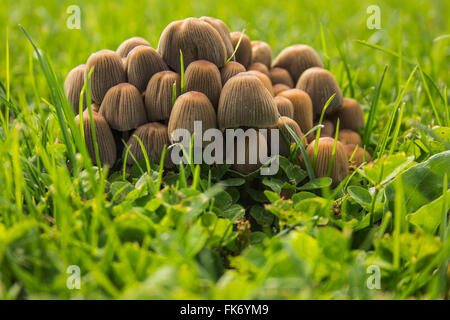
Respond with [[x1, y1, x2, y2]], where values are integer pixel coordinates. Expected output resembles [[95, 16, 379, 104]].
[[344, 144, 371, 167], [185, 60, 222, 109], [228, 129, 268, 175], [245, 70, 273, 96], [306, 137, 349, 186], [199, 16, 234, 59], [273, 83, 290, 96], [269, 67, 294, 87], [278, 89, 313, 135], [338, 129, 362, 146], [275, 116, 306, 157], [75, 110, 117, 167], [220, 61, 246, 85], [116, 37, 151, 58], [331, 98, 364, 131], [272, 44, 323, 83], [168, 91, 217, 142], [126, 45, 168, 92], [99, 83, 147, 131], [124, 122, 173, 168], [251, 41, 272, 69], [217, 73, 278, 130], [274, 96, 294, 118], [144, 71, 181, 122], [86, 50, 127, 104], [230, 32, 252, 68], [247, 62, 270, 77], [64, 64, 87, 115], [296, 67, 343, 118], [157, 18, 227, 73]]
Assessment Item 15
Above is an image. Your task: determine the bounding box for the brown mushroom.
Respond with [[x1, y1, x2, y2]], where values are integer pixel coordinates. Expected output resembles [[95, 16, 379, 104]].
[[269, 67, 294, 87], [275, 116, 306, 157], [274, 96, 294, 118], [338, 129, 362, 146], [273, 83, 291, 96], [251, 41, 272, 69], [331, 98, 364, 131], [64, 64, 87, 115], [199, 16, 234, 59], [278, 89, 313, 135], [220, 61, 246, 85], [116, 37, 151, 58], [307, 119, 335, 143], [230, 32, 252, 68], [228, 129, 268, 175], [185, 60, 222, 109], [245, 70, 273, 96], [247, 62, 270, 77]]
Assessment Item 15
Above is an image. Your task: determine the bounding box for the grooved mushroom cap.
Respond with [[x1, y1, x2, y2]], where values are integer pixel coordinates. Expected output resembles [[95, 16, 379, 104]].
[[86, 50, 127, 104], [168, 91, 217, 143], [64, 64, 87, 115], [185, 60, 222, 109], [278, 89, 313, 134], [228, 129, 268, 175], [251, 41, 272, 69], [75, 110, 117, 167], [273, 83, 290, 96], [124, 122, 173, 168], [244, 70, 273, 96], [116, 37, 151, 58], [274, 96, 294, 118], [220, 61, 246, 85], [99, 83, 147, 131], [157, 18, 227, 73], [338, 129, 362, 146], [306, 137, 349, 186], [296, 67, 343, 118], [217, 73, 278, 130], [230, 32, 252, 68], [276, 116, 306, 157], [269, 67, 294, 87], [144, 71, 181, 122], [199, 16, 234, 59], [272, 44, 323, 83], [247, 62, 270, 77], [331, 98, 365, 131], [344, 144, 372, 166], [126, 45, 169, 92]]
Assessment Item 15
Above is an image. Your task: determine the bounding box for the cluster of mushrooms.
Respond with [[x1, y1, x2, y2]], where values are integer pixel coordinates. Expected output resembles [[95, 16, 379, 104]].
[[64, 16, 371, 186]]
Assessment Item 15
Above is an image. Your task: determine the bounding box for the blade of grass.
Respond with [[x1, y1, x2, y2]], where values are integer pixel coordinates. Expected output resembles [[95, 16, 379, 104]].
[[225, 24, 248, 65], [327, 119, 340, 178], [418, 64, 443, 126], [388, 102, 406, 155], [179, 50, 185, 94], [313, 94, 335, 168]]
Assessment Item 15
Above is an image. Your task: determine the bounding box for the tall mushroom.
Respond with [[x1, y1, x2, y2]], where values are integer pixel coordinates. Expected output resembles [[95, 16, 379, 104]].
[[276, 116, 306, 157], [230, 32, 252, 68], [116, 37, 151, 58], [185, 60, 222, 109], [331, 98, 365, 131], [278, 89, 313, 135], [220, 61, 246, 85], [251, 41, 272, 69], [64, 64, 87, 115], [269, 67, 294, 87], [199, 16, 234, 59], [274, 96, 294, 118]]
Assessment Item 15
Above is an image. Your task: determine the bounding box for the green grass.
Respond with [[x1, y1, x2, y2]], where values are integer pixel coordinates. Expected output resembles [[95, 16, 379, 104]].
[[0, 0, 449, 300]]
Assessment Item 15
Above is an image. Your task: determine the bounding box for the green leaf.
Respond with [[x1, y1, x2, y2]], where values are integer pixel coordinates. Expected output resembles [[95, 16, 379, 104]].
[[407, 189, 450, 232], [262, 177, 284, 193], [297, 177, 332, 190], [359, 153, 414, 185], [250, 205, 275, 226], [347, 186, 372, 206], [264, 190, 280, 203]]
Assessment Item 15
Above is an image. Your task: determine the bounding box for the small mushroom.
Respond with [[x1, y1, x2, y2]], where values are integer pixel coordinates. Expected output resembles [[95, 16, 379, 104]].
[[245, 70, 273, 96], [272, 44, 323, 83], [99, 83, 147, 131], [344, 144, 371, 167], [126, 45, 168, 92], [247, 62, 270, 77], [230, 32, 252, 68], [273, 83, 290, 96], [276, 116, 306, 157], [296, 67, 343, 119], [331, 98, 364, 131], [306, 137, 349, 186], [274, 96, 294, 118], [278, 89, 313, 135], [75, 110, 117, 167], [269, 67, 294, 87], [185, 60, 222, 109], [338, 129, 362, 146], [157, 18, 227, 73], [229, 129, 268, 175], [217, 73, 278, 130], [220, 61, 246, 85], [64, 64, 87, 115], [144, 71, 181, 122], [86, 50, 127, 104], [251, 41, 272, 69], [199, 16, 234, 59], [116, 37, 151, 58], [307, 119, 335, 143]]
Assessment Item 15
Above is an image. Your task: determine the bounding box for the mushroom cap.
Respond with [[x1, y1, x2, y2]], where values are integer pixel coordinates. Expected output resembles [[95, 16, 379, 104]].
[[126, 45, 169, 92], [296, 67, 343, 118], [86, 50, 127, 104], [251, 41, 272, 69], [185, 60, 222, 109], [274, 96, 294, 118], [168, 91, 217, 143], [338, 129, 362, 145], [344, 144, 372, 167], [99, 83, 147, 131], [217, 73, 278, 129], [230, 32, 252, 68], [228, 129, 268, 175], [307, 119, 335, 143], [331, 97, 365, 131], [157, 18, 227, 73], [116, 37, 151, 58], [272, 44, 323, 83], [199, 16, 234, 59], [64, 64, 87, 115], [220, 61, 246, 85], [273, 83, 291, 96], [247, 62, 270, 77], [269, 67, 294, 87], [144, 71, 181, 122], [278, 89, 313, 135], [276, 116, 306, 157], [244, 70, 273, 96], [124, 122, 173, 168], [75, 110, 117, 167], [306, 137, 349, 186]]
